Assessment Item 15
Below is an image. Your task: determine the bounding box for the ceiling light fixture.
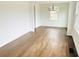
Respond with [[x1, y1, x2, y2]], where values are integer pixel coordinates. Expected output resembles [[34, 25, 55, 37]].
[[49, 4, 56, 11]]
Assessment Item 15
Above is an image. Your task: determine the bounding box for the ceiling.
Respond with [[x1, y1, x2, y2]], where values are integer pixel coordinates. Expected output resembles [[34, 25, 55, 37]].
[[34, 1, 70, 4]]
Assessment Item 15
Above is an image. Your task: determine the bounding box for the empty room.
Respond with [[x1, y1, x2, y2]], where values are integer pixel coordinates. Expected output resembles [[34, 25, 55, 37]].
[[0, 1, 79, 57]]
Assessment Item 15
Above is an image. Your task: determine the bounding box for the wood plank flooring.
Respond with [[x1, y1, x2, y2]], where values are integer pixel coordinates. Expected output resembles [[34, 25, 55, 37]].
[[0, 26, 75, 57]]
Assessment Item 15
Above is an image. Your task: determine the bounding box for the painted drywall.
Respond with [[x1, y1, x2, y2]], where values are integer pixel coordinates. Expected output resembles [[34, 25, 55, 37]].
[[0, 2, 34, 47], [39, 3, 69, 27], [28, 3, 35, 32], [72, 2, 79, 56], [72, 29, 79, 56], [35, 4, 42, 28], [67, 2, 76, 35]]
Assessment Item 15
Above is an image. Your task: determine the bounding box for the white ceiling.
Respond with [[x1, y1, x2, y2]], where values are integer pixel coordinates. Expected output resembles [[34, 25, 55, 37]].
[[34, 1, 70, 4]]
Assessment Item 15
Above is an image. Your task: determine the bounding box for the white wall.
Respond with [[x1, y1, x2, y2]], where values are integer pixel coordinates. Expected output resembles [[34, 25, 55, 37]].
[[35, 4, 42, 28], [72, 2, 79, 56], [0, 2, 34, 47], [72, 29, 79, 56], [67, 2, 76, 35], [28, 3, 35, 32], [39, 3, 69, 27]]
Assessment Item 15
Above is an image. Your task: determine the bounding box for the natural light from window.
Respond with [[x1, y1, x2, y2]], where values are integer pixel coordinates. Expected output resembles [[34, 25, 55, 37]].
[[50, 10, 58, 20]]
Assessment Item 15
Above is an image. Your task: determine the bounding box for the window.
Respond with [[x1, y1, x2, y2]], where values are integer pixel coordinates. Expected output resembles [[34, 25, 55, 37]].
[[50, 10, 58, 20]]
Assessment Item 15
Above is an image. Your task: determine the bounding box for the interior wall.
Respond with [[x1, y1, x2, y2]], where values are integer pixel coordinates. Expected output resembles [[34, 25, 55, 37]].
[[35, 4, 42, 28], [39, 3, 69, 27], [67, 2, 76, 35], [0, 2, 34, 47], [72, 2, 79, 56]]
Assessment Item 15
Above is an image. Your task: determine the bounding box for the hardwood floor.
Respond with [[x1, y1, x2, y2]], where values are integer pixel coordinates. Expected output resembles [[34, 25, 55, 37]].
[[0, 26, 76, 57]]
